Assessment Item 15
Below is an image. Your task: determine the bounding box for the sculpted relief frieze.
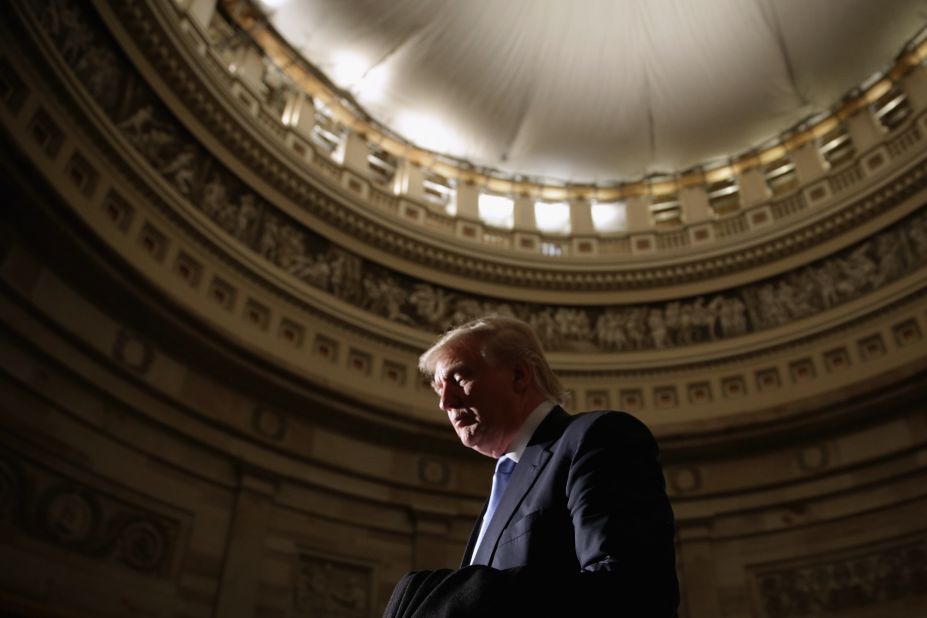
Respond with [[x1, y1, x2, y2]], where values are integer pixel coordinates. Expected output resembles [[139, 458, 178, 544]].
[[295, 550, 373, 618], [26, 0, 927, 355], [752, 535, 927, 618]]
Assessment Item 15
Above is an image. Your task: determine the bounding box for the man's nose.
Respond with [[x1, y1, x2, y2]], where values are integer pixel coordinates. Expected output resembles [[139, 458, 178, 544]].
[[438, 381, 458, 411]]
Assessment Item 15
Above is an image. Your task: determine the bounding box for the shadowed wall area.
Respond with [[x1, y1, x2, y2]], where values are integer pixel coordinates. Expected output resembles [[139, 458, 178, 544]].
[[1, 1, 926, 617]]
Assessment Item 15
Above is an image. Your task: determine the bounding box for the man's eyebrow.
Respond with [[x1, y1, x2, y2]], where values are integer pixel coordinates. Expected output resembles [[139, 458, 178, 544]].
[[432, 361, 465, 384]]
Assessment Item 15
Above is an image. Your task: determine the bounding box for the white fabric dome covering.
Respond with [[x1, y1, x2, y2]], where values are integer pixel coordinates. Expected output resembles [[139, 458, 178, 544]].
[[263, 0, 927, 183]]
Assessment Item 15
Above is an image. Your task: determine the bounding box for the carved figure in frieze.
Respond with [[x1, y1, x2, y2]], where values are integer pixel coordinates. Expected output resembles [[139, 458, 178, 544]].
[[647, 309, 670, 349], [52, 2, 93, 64], [875, 552, 904, 600], [319, 251, 363, 302], [827, 562, 864, 610], [37, 0, 68, 37], [287, 254, 331, 289], [159, 146, 198, 197], [908, 213, 927, 258], [142, 128, 182, 168], [363, 274, 411, 323], [118, 105, 155, 139], [328, 252, 348, 297], [258, 214, 281, 263], [217, 199, 239, 234], [594, 310, 629, 351], [718, 296, 748, 337], [276, 224, 306, 270], [648, 309, 669, 349], [625, 307, 648, 350], [410, 284, 452, 329], [234, 194, 259, 242], [759, 576, 789, 618], [909, 545, 927, 592], [777, 280, 813, 320], [76, 44, 121, 107], [663, 301, 680, 345], [676, 302, 694, 345], [873, 232, 904, 287], [810, 265, 839, 309], [757, 284, 788, 328], [528, 308, 560, 350], [783, 571, 814, 615], [838, 244, 876, 298], [201, 177, 228, 219], [554, 307, 591, 343], [692, 297, 722, 341], [452, 298, 481, 327]]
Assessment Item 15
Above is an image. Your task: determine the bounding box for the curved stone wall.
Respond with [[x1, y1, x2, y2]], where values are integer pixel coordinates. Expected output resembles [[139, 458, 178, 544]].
[[0, 1, 925, 617]]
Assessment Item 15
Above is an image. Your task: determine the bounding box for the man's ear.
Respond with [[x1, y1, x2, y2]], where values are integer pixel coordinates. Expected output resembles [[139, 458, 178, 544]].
[[511, 359, 534, 393]]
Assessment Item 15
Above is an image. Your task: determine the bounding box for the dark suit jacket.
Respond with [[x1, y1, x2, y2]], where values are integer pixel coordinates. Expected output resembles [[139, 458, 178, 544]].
[[384, 408, 679, 618]]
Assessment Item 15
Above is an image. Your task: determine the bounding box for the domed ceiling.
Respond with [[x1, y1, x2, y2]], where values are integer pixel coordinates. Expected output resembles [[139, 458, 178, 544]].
[[261, 0, 927, 183]]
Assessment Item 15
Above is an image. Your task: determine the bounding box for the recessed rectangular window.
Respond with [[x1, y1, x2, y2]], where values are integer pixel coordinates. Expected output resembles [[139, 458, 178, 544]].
[[817, 122, 854, 168], [591, 201, 627, 232], [534, 201, 570, 234], [872, 86, 911, 132], [540, 242, 563, 256], [367, 144, 397, 187], [310, 105, 345, 158], [707, 177, 739, 216], [649, 193, 682, 227], [763, 154, 798, 195], [478, 193, 514, 229], [423, 170, 456, 214]]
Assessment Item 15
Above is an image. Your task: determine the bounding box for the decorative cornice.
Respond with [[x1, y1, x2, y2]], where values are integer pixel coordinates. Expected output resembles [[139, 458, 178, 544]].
[[92, 0, 927, 296], [8, 0, 927, 361]]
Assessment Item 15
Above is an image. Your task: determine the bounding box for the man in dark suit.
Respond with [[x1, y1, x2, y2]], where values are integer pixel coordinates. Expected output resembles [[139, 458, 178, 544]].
[[384, 316, 679, 617]]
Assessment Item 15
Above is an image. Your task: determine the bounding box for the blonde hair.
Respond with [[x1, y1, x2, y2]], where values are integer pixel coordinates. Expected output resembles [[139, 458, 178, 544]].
[[419, 315, 565, 403]]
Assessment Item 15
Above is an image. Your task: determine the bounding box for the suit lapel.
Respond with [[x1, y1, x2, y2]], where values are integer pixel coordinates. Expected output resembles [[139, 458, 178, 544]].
[[460, 502, 487, 567], [470, 407, 571, 566]]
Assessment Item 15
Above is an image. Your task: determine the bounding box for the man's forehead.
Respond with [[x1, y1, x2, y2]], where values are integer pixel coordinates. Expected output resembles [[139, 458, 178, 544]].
[[433, 342, 485, 375], [434, 348, 473, 375]]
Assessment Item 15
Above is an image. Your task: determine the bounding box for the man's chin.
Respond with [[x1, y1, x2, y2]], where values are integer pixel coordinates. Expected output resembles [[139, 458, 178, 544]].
[[458, 434, 490, 457]]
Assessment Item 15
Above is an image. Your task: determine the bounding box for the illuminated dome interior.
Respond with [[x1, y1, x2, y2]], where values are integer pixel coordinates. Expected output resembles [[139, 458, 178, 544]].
[[262, 0, 927, 182]]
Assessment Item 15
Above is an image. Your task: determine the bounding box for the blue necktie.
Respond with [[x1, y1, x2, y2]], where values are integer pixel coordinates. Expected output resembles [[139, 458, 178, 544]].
[[473, 456, 516, 559]]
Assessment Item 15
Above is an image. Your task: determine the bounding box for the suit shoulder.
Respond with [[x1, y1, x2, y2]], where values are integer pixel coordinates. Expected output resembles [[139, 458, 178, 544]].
[[569, 409, 650, 432], [564, 410, 658, 447]]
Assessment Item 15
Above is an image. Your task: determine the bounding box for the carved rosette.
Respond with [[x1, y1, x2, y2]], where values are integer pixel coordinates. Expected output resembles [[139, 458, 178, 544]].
[[119, 517, 170, 573], [38, 484, 103, 550]]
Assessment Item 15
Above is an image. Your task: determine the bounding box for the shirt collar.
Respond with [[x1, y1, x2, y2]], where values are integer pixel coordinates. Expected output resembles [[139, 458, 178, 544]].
[[504, 400, 557, 463]]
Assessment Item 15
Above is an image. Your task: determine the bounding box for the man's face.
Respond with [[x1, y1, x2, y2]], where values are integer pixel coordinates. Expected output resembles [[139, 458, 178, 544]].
[[432, 342, 523, 458]]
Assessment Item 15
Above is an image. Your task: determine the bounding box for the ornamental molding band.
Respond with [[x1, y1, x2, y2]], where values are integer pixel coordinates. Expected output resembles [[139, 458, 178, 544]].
[[0, 446, 182, 579], [38, 0, 927, 292], [10, 0, 927, 358]]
